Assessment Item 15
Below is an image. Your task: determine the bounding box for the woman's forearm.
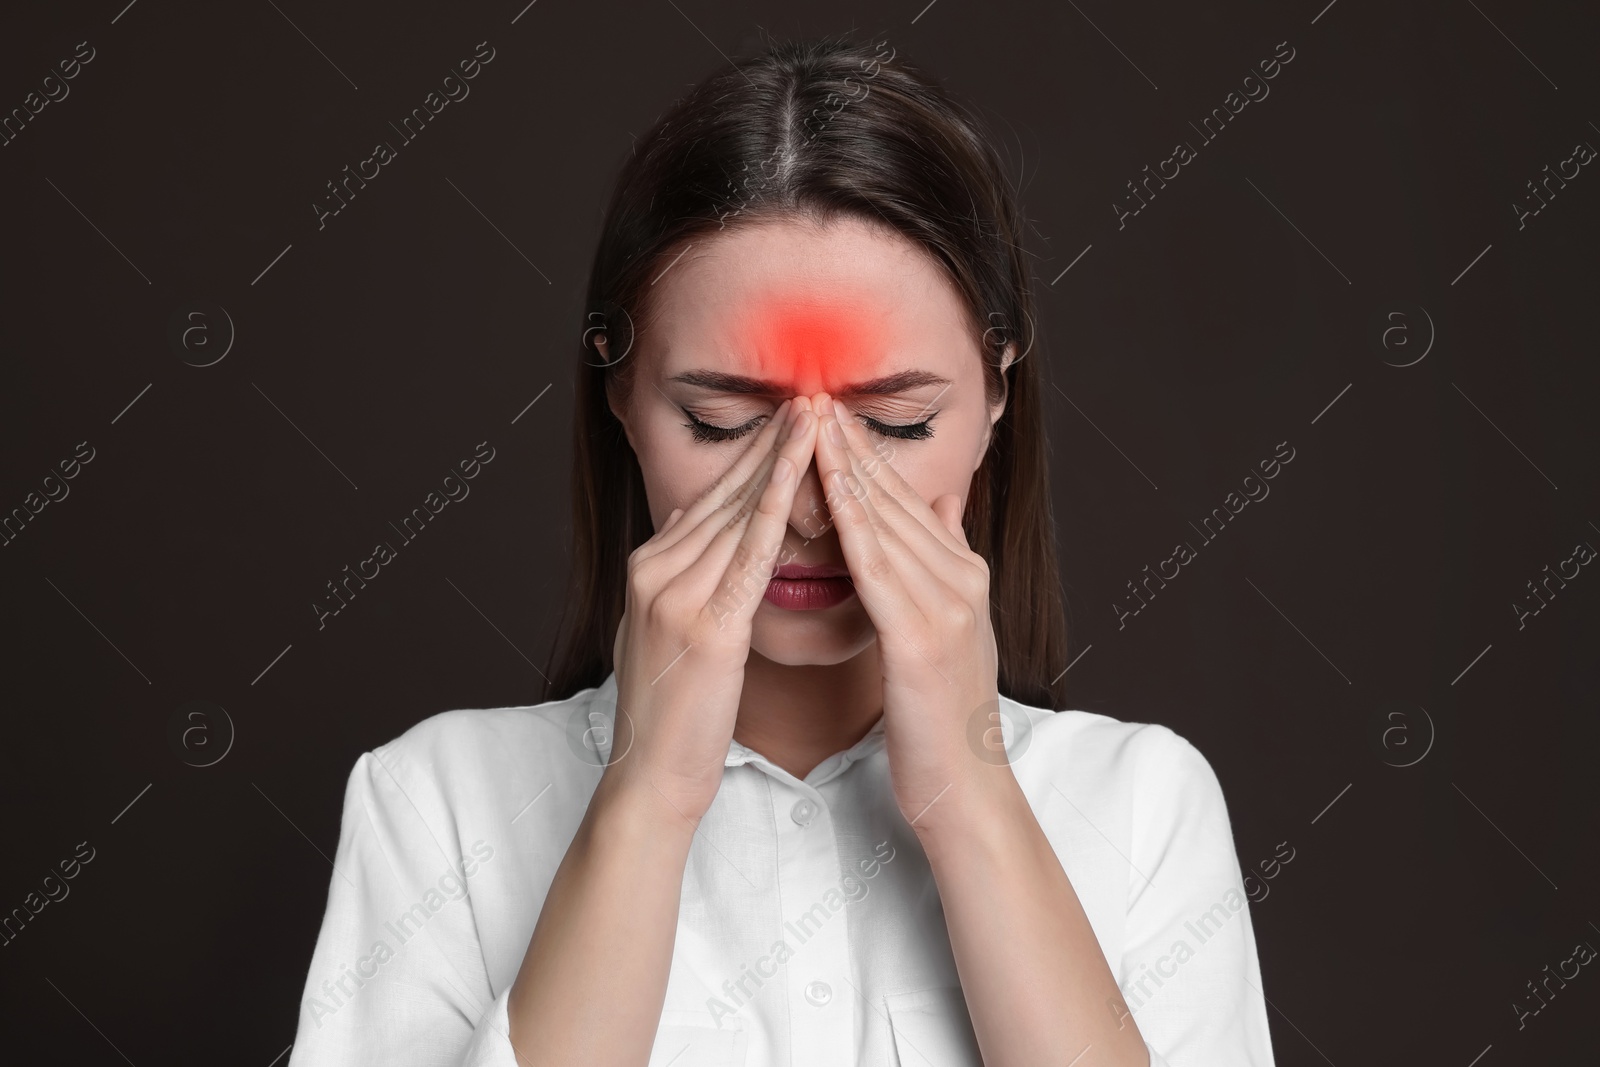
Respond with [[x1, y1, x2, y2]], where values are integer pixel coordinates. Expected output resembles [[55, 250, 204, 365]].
[[506, 773, 698, 1067], [916, 771, 1149, 1067]]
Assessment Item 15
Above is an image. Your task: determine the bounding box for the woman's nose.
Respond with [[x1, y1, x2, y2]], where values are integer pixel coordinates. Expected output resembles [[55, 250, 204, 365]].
[[786, 394, 835, 540]]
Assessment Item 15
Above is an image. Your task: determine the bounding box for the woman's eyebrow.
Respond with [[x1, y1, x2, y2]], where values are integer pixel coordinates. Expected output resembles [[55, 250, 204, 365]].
[[666, 369, 952, 396]]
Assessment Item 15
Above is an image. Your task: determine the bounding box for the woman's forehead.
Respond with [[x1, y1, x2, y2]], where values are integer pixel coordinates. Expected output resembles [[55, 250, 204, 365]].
[[734, 296, 889, 386], [656, 292, 971, 393], [646, 222, 974, 391]]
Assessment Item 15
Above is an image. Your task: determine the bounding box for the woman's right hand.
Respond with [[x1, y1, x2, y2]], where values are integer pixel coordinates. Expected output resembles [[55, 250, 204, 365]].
[[600, 396, 818, 825]]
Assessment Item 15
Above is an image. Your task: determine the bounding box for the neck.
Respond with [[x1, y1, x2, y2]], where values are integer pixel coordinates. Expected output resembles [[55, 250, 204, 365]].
[[733, 643, 884, 781]]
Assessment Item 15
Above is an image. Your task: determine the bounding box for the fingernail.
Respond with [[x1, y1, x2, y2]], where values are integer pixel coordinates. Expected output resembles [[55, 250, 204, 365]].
[[773, 456, 794, 484], [834, 398, 853, 423], [826, 416, 845, 447]]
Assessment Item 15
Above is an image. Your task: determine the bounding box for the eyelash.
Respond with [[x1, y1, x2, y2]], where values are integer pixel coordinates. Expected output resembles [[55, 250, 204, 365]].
[[682, 409, 935, 443]]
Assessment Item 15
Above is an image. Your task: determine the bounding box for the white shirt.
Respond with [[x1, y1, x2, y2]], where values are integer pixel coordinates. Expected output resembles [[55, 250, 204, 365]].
[[287, 671, 1275, 1066]]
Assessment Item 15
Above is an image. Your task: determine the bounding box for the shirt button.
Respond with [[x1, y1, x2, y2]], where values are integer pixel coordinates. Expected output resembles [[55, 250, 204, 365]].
[[804, 980, 833, 1007], [790, 798, 817, 826]]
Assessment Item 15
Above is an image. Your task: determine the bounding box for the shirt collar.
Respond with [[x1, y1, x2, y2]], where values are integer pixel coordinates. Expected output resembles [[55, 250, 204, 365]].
[[588, 670, 887, 787]]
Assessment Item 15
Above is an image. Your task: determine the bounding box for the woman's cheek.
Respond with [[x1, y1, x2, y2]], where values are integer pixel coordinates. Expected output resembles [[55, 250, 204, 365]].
[[893, 449, 959, 505], [648, 431, 708, 504]]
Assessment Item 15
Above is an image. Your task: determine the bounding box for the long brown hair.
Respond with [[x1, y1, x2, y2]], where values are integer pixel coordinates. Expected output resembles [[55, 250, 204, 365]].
[[542, 33, 1069, 709]]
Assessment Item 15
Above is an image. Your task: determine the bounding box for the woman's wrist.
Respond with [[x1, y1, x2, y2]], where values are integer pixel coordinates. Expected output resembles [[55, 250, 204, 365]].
[[907, 762, 1030, 859], [590, 765, 708, 845]]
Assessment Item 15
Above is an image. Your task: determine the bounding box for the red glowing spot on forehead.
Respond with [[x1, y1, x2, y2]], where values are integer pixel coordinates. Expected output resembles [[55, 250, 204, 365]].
[[738, 294, 883, 392]]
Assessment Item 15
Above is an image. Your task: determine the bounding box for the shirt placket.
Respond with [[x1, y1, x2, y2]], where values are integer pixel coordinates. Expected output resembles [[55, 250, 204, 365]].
[[769, 777, 855, 1066]]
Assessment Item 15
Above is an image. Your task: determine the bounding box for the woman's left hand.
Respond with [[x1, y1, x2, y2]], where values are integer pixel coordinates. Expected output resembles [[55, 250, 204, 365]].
[[813, 394, 1011, 833]]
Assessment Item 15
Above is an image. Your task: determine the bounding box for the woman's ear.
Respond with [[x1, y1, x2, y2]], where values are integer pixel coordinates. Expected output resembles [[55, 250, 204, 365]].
[[974, 343, 1015, 471], [990, 344, 1014, 425], [602, 364, 637, 452]]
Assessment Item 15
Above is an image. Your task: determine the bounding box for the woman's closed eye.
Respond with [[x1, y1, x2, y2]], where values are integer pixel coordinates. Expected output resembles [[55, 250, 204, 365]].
[[682, 408, 935, 444]]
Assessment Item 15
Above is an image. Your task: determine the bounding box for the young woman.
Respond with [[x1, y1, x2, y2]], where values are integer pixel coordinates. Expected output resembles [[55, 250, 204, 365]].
[[289, 35, 1274, 1067]]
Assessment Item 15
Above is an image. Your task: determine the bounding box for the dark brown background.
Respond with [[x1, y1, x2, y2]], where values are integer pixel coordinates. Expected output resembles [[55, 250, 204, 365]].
[[1, 0, 1596, 1062]]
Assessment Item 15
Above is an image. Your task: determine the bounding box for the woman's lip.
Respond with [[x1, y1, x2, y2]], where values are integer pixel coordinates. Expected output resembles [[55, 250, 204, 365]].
[[774, 563, 850, 579], [764, 576, 856, 610]]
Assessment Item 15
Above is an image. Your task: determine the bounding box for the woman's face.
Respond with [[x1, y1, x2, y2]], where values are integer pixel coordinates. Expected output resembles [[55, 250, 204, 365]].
[[605, 215, 1009, 667]]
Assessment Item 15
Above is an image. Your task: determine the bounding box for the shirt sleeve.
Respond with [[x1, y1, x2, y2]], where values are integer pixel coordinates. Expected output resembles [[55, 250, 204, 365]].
[[1119, 725, 1275, 1066], [286, 747, 524, 1067]]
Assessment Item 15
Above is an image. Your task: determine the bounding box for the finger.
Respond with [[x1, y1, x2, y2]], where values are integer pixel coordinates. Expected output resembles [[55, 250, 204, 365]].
[[694, 408, 820, 630], [931, 495, 968, 546], [816, 434, 963, 690], [811, 403, 928, 625], [832, 398, 970, 559], [669, 409, 811, 630], [656, 404, 812, 602], [817, 401, 963, 607], [651, 425, 799, 582], [643, 399, 795, 562], [661, 398, 793, 548]]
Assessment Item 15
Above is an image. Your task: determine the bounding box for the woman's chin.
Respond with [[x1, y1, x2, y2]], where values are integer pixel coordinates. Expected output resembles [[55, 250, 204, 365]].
[[749, 604, 874, 666]]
